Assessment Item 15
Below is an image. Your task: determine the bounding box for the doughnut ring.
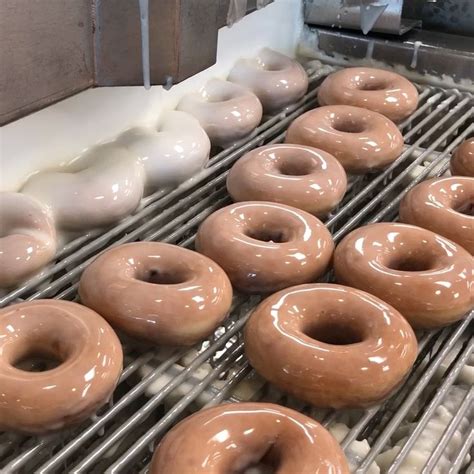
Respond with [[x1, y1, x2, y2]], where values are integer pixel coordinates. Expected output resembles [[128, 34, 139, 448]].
[[226, 144, 347, 217], [0, 300, 122, 434], [285, 105, 404, 174], [150, 402, 349, 473], [79, 242, 233, 346], [334, 223, 473, 328], [196, 201, 334, 293], [318, 67, 419, 122], [451, 138, 474, 177], [399, 176, 474, 254]]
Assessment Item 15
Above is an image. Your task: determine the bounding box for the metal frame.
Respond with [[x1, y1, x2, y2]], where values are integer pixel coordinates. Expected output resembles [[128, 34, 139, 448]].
[[1, 63, 473, 473]]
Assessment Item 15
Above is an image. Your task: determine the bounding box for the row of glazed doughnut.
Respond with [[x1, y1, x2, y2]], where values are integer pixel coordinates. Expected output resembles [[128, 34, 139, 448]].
[[0, 48, 309, 290]]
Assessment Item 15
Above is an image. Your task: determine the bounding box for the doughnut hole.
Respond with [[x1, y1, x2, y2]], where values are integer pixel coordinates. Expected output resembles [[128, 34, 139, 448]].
[[355, 77, 390, 91], [386, 253, 438, 272], [453, 199, 474, 216], [136, 266, 192, 285], [276, 156, 318, 176], [10, 340, 69, 372], [241, 448, 281, 474], [303, 315, 365, 345], [331, 117, 366, 134], [244, 225, 293, 244]]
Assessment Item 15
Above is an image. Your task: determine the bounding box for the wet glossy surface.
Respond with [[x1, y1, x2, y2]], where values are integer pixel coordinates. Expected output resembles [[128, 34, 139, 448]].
[[334, 223, 474, 328], [244, 284, 417, 408], [451, 138, 474, 177], [228, 48, 309, 114], [400, 176, 474, 254], [318, 67, 419, 123], [150, 402, 349, 474], [226, 144, 347, 217], [22, 143, 145, 231], [195, 202, 334, 293], [0, 193, 57, 288], [117, 111, 210, 192], [0, 300, 122, 434], [79, 242, 233, 346], [285, 105, 403, 174], [177, 79, 263, 147]]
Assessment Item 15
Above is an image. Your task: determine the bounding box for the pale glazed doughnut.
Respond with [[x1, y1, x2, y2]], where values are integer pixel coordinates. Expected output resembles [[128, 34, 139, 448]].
[[150, 402, 349, 474], [226, 144, 347, 217], [228, 48, 309, 114], [318, 67, 419, 122], [285, 105, 404, 174], [0, 300, 122, 434], [244, 284, 417, 408], [399, 177, 474, 254], [117, 111, 210, 192], [0, 193, 56, 288], [451, 138, 474, 177], [79, 242, 233, 346], [334, 223, 473, 328], [195, 201, 334, 293], [177, 78, 263, 147], [22, 143, 145, 231]]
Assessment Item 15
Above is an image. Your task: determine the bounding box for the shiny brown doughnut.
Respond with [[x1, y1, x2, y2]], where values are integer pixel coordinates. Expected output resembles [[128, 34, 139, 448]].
[[0, 300, 122, 434], [318, 67, 419, 122], [79, 242, 233, 346], [195, 201, 334, 293], [150, 402, 349, 474], [451, 138, 474, 177], [285, 105, 404, 174], [244, 284, 417, 408], [226, 144, 347, 217], [334, 223, 473, 329], [399, 177, 474, 254]]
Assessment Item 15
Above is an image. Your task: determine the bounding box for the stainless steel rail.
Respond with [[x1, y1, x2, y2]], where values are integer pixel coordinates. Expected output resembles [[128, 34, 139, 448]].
[[0, 65, 472, 473]]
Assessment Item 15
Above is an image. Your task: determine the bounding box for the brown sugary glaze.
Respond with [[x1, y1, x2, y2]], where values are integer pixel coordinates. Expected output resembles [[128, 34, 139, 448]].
[[244, 284, 417, 408], [0, 300, 122, 434], [226, 144, 347, 217], [451, 138, 474, 177], [0, 192, 57, 288], [195, 202, 334, 293], [334, 223, 473, 329], [79, 242, 233, 346], [399, 177, 474, 254], [150, 402, 349, 474], [285, 105, 403, 174], [318, 67, 419, 122]]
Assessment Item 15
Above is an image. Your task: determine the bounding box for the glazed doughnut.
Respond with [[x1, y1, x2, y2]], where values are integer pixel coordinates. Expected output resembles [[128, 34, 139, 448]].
[[150, 402, 349, 474], [22, 143, 145, 231], [451, 138, 474, 177], [399, 177, 474, 254], [285, 105, 404, 174], [226, 144, 347, 217], [0, 192, 57, 288], [0, 300, 122, 434], [334, 223, 473, 328], [318, 67, 419, 122], [228, 48, 309, 114], [79, 242, 232, 346], [196, 201, 334, 293], [244, 284, 417, 408], [117, 111, 210, 192], [177, 78, 263, 147]]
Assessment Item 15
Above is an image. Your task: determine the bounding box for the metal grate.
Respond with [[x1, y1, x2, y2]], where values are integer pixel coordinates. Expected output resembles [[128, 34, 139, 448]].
[[1, 64, 473, 474]]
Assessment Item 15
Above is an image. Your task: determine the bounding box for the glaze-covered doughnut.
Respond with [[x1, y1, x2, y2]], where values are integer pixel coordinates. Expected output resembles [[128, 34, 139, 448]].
[[451, 138, 474, 177], [399, 177, 474, 254], [285, 105, 403, 174], [177, 79, 263, 147], [0, 193, 57, 289], [228, 48, 309, 114], [196, 202, 334, 293], [226, 144, 347, 217], [0, 300, 122, 434], [117, 111, 210, 192], [245, 283, 417, 408], [318, 67, 419, 122], [150, 402, 349, 474], [79, 242, 233, 346], [334, 223, 473, 328], [22, 143, 145, 231]]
